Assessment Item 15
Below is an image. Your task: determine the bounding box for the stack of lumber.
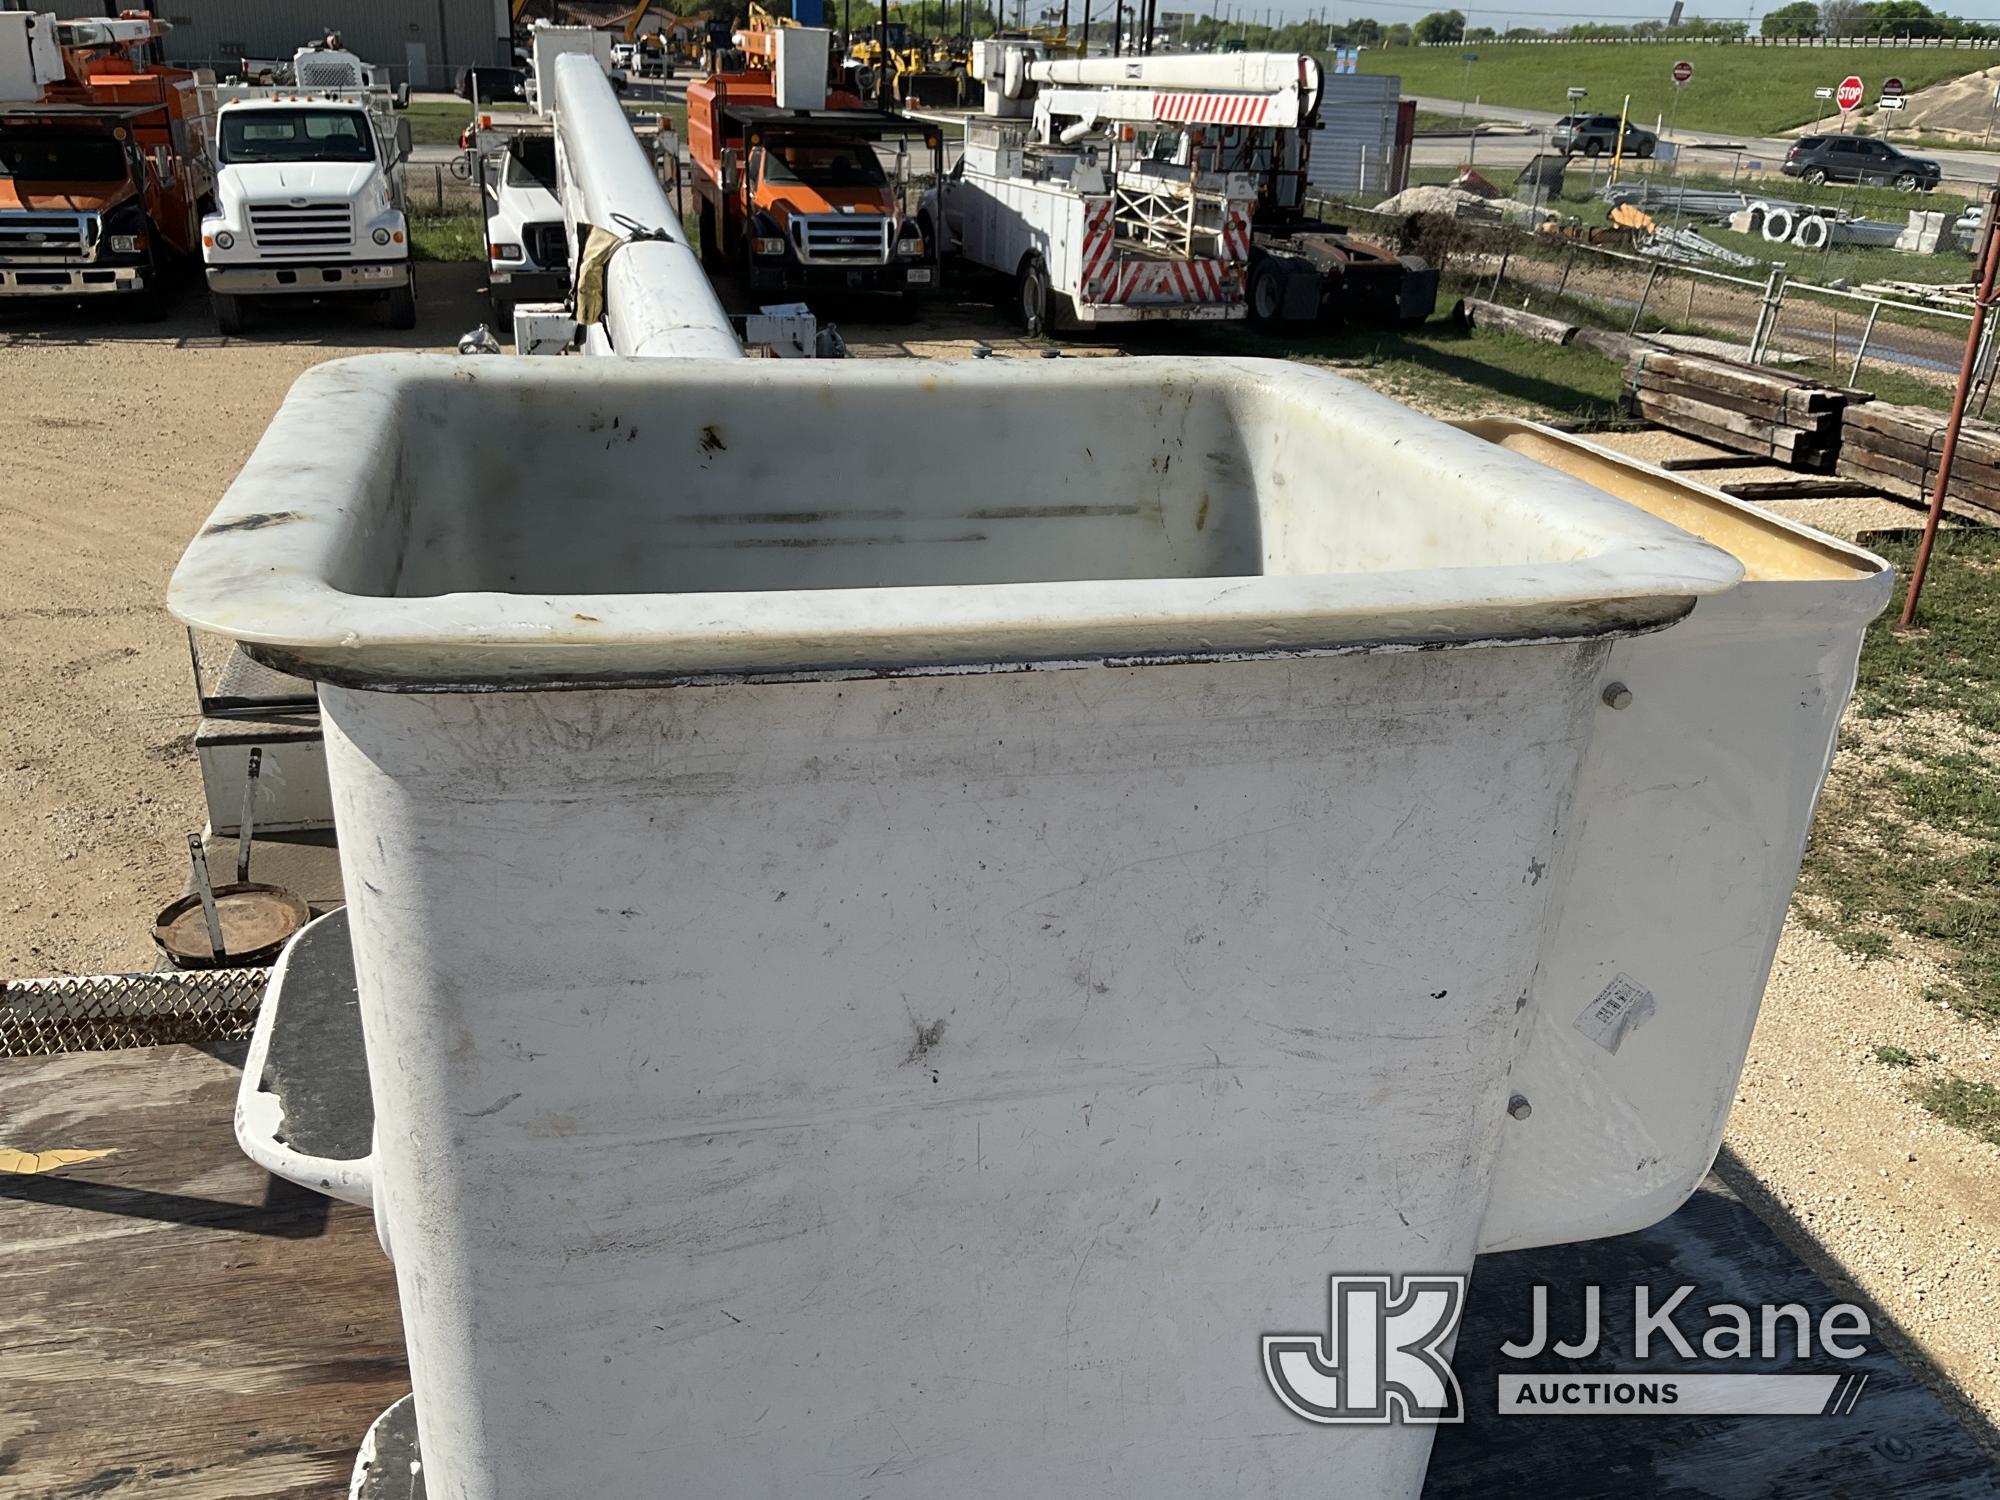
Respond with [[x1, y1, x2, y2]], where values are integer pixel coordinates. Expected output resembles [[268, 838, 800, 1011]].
[[1836, 402, 2000, 518], [1622, 351, 1862, 472]]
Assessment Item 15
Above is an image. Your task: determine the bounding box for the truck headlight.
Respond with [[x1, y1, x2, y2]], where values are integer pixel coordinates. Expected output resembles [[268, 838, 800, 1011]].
[[108, 233, 145, 254], [488, 242, 522, 261], [752, 236, 785, 257], [372, 226, 392, 246], [899, 234, 926, 258], [212, 229, 235, 250]]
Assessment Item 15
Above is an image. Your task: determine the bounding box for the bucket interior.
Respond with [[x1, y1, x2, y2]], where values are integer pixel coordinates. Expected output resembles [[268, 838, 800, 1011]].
[[336, 367, 1624, 599]]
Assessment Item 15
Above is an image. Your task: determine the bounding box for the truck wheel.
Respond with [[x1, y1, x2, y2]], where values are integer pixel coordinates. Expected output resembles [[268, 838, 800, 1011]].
[[1894, 172, 1920, 193], [1016, 254, 1051, 337], [1247, 257, 1287, 330], [387, 279, 417, 331], [212, 291, 245, 336], [698, 204, 720, 271]]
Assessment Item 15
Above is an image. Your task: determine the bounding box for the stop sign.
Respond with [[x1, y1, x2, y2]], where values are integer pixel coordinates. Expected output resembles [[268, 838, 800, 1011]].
[[1882, 76, 1905, 98], [1836, 75, 1864, 111], [1672, 59, 1693, 84]]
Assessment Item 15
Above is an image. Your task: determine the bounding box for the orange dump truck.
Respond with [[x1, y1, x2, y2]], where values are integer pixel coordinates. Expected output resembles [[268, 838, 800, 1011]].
[[0, 11, 215, 315], [686, 23, 939, 311]]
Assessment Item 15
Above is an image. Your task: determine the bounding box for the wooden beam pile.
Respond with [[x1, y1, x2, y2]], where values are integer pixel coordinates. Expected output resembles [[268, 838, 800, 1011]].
[[1836, 402, 2000, 519], [1622, 351, 1862, 472]]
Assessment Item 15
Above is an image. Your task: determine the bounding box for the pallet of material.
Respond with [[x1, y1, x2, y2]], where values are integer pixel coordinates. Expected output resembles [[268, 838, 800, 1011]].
[[1836, 401, 2000, 517], [1621, 350, 1864, 473]]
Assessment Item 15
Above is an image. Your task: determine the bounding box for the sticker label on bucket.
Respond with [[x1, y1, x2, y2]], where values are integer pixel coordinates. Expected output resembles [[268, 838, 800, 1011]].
[[1574, 975, 1656, 1054]]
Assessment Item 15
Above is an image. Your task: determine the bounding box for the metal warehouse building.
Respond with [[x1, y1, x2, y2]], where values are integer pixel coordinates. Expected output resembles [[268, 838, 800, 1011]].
[[39, 0, 513, 87]]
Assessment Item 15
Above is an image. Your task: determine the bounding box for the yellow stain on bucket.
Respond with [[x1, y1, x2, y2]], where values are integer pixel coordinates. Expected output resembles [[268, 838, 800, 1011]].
[[0, 1147, 115, 1175]]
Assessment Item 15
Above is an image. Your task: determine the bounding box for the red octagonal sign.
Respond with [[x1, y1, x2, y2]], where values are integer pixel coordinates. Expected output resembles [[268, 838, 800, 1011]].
[[1836, 75, 1864, 111], [1672, 59, 1693, 84]]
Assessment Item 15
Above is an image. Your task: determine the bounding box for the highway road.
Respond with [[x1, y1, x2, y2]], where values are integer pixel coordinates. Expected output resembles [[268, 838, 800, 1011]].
[[1407, 92, 2000, 194]]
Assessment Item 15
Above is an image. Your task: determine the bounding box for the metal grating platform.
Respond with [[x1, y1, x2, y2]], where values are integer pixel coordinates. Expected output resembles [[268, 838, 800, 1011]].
[[0, 969, 268, 1056]]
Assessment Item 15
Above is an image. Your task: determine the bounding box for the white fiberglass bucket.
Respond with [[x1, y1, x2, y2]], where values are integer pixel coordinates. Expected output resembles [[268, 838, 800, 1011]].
[[170, 357, 1885, 1499]]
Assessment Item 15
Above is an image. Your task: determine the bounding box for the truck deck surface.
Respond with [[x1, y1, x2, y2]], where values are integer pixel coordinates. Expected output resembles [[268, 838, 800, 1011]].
[[1, 1039, 1993, 1497]]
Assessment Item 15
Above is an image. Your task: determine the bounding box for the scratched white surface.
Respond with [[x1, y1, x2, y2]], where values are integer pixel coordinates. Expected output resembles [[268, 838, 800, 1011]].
[[328, 643, 1605, 1498]]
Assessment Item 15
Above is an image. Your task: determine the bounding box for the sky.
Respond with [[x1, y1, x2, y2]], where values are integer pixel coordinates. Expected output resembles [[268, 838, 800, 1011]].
[[1167, 0, 2000, 28]]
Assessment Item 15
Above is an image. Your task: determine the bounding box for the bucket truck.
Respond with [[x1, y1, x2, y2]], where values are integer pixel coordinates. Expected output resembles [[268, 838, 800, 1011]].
[[0, 12, 216, 317], [920, 42, 1281, 334]]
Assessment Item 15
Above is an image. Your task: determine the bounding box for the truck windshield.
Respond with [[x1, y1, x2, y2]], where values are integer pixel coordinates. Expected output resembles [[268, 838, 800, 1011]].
[[505, 134, 557, 190], [762, 141, 887, 189], [0, 132, 128, 182], [220, 109, 374, 165]]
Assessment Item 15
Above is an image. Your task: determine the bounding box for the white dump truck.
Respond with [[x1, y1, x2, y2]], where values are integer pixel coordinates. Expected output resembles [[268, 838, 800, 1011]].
[[201, 44, 413, 334]]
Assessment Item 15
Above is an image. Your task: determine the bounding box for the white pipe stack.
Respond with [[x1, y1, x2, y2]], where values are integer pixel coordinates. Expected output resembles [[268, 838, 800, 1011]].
[[549, 51, 740, 360]]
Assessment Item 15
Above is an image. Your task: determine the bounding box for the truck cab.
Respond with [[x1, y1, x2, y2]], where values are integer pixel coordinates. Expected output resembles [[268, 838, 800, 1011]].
[[476, 121, 566, 321], [202, 90, 412, 333], [0, 11, 216, 316], [687, 27, 939, 311]]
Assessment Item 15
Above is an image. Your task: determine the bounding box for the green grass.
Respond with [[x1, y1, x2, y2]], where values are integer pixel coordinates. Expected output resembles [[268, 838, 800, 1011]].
[[1913, 1073, 2000, 1144], [1360, 42, 1992, 138], [401, 96, 683, 147], [1798, 530, 2000, 1024], [1203, 310, 1625, 418], [1877, 1044, 1918, 1068], [1412, 108, 1510, 133], [410, 213, 485, 262]]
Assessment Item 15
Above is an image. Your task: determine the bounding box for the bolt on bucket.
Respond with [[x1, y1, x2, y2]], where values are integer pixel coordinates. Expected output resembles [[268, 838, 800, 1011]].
[[170, 356, 1885, 1498]]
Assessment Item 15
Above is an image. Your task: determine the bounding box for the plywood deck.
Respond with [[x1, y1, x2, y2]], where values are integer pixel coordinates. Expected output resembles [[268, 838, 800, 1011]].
[[0, 1043, 405, 1500], [2, 1044, 1994, 1498]]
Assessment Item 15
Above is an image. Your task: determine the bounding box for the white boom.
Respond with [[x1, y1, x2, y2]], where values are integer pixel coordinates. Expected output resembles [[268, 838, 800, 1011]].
[[548, 50, 738, 359], [978, 42, 1319, 136]]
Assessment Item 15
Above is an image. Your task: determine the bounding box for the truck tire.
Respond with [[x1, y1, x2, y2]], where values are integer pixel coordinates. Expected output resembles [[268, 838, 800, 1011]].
[[212, 290, 245, 336], [387, 278, 417, 331], [1247, 256, 1287, 330], [1016, 254, 1051, 338], [1895, 172, 1920, 193]]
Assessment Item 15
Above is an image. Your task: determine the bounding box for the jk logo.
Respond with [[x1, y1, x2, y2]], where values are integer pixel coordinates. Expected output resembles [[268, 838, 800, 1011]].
[[1263, 1275, 1467, 1425]]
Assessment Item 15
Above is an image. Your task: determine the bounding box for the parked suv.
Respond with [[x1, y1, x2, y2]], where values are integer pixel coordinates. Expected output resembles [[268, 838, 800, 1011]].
[[456, 64, 526, 103], [1550, 113, 1657, 158], [1782, 134, 1940, 192]]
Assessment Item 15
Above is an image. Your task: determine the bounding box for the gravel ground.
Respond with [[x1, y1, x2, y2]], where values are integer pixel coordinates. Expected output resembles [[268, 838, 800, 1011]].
[[2, 279, 1996, 1453]]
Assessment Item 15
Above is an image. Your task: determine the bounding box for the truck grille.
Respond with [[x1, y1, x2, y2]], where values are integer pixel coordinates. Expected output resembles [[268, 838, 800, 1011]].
[[791, 214, 892, 265], [248, 201, 354, 252], [0, 211, 95, 259], [525, 220, 568, 271]]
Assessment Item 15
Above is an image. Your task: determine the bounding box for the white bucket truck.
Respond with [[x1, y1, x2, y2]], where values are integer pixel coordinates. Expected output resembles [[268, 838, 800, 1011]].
[[201, 42, 413, 334]]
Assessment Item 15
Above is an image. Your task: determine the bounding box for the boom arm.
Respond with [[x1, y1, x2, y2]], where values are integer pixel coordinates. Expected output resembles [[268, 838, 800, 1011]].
[[976, 42, 1319, 136]]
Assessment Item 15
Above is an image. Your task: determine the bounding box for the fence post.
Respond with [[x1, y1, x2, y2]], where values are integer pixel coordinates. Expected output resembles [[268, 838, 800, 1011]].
[[1548, 242, 1577, 311], [1488, 244, 1511, 300], [1846, 301, 1878, 385], [1750, 266, 1787, 364], [1628, 263, 1661, 335]]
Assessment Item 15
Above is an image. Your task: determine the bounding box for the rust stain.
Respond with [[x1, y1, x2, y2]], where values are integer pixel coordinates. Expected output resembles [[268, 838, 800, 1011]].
[[1195, 494, 1211, 531], [699, 424, 727, 454]]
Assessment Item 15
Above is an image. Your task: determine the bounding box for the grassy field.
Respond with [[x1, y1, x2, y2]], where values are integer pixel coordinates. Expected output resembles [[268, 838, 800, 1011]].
[[402, 97, 685, 147], [1362, 43, 1991, 138], [410, 214, 485, 262], [1800, 527, 2000, 1143]]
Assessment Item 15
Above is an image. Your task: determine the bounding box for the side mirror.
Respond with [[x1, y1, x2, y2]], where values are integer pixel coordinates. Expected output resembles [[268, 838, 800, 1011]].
[[394, 118, 413, 163], [721, 147, 739, 191]]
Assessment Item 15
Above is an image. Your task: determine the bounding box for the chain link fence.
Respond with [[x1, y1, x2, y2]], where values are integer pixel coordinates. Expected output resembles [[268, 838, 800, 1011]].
[[1304, 184, 1981, 410]]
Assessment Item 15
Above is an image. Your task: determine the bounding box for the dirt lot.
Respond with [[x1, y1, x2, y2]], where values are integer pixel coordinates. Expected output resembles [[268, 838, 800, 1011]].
[[2, 265, 1996, 1460]]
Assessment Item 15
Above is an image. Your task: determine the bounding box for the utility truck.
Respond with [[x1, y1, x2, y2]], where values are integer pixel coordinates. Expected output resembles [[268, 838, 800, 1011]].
[[921, 42, 1280, 334], [688, 21, 940, 311], [0, 11, 216, 317], [201, 41, 413, 333]]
